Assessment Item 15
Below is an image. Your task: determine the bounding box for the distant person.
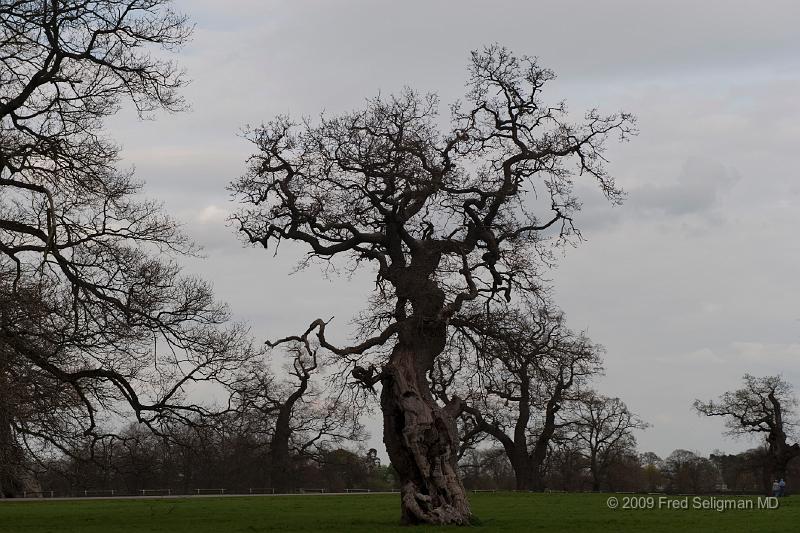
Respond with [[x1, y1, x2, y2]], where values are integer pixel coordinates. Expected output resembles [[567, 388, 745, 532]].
[[779, 479, 786, 497], [772, 480, 780, 497]]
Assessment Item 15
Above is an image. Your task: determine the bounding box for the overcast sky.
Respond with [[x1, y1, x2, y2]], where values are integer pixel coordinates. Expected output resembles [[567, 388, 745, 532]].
[[107, 0, 800, 461]]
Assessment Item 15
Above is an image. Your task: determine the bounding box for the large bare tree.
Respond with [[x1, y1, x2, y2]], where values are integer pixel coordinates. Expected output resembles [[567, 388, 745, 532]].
[[694, 374, 800, 491], [0, 1, 247, 496], [231, 45, 634, 524], [230, 341, 364, 493], [571, 392, 647, 491], [441, 306, 603, 491]]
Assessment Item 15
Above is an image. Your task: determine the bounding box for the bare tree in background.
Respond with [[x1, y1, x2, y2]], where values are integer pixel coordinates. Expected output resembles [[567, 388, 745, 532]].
[[571, 392, 648, 492], [0, 1, 248, 497], [663, 449, 720, 494], [694, 374, 800, 492], [545, 437, 588, 491], [437, 305, 603, 491], [231, 45, 634, 524], [230, 341, 364, 493]]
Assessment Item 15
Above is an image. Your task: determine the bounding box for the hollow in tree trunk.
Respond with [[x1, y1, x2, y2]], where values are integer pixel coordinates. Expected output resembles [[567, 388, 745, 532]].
[[381, 343, 472, 525]]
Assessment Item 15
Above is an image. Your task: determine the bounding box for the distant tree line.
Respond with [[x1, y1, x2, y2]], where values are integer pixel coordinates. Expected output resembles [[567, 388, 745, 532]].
[[35, 422, 397, 496], [24, 422, 800, 497], [460, 445, 800, 495]]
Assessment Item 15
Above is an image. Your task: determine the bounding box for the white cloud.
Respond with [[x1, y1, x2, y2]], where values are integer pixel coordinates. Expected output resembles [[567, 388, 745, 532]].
[[197, 204, 229, 224]]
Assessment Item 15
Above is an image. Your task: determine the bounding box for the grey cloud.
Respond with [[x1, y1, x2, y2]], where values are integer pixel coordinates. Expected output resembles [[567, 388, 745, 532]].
[[631, 157, 741, 216], [562, 156, 740, 236]]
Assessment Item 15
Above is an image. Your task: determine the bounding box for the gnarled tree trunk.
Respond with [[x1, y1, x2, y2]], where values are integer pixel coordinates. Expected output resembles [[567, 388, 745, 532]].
[[768, 438, 800, 489], [377, 248, 473, 525], [764, 428, 800, 495], [381, 341, 472, 525]]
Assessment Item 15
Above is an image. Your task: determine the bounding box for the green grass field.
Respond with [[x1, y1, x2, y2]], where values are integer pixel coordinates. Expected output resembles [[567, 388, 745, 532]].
[[0, 493, 794, 532]]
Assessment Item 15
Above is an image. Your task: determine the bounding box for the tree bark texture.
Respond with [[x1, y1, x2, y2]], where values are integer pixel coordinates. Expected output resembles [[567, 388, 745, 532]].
[[381, 341, 472, 525]]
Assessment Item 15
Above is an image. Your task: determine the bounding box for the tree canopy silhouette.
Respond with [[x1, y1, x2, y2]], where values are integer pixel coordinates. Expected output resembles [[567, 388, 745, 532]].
[[695, 374, 800, 489], [231, 45, 635, 524], [0, 0, 247, 497]]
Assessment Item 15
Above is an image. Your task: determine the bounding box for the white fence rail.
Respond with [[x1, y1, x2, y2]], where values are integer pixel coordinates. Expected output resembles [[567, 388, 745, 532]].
[[140, 489, 172, 496], [195, 488, 226, 495]]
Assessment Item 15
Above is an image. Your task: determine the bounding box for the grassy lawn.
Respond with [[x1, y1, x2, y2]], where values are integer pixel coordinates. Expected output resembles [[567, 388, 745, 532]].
[[0, 492, 795, 532]]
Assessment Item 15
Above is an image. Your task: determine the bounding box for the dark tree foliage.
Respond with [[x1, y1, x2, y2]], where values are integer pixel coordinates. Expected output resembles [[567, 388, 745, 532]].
[[694, 374, 800, 491], [711, 448, 773, 493], [0, 1, 247, 497], [640, 451, 666, 492], [231, 45, 634, 524], [662, 449, 720, 494]]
